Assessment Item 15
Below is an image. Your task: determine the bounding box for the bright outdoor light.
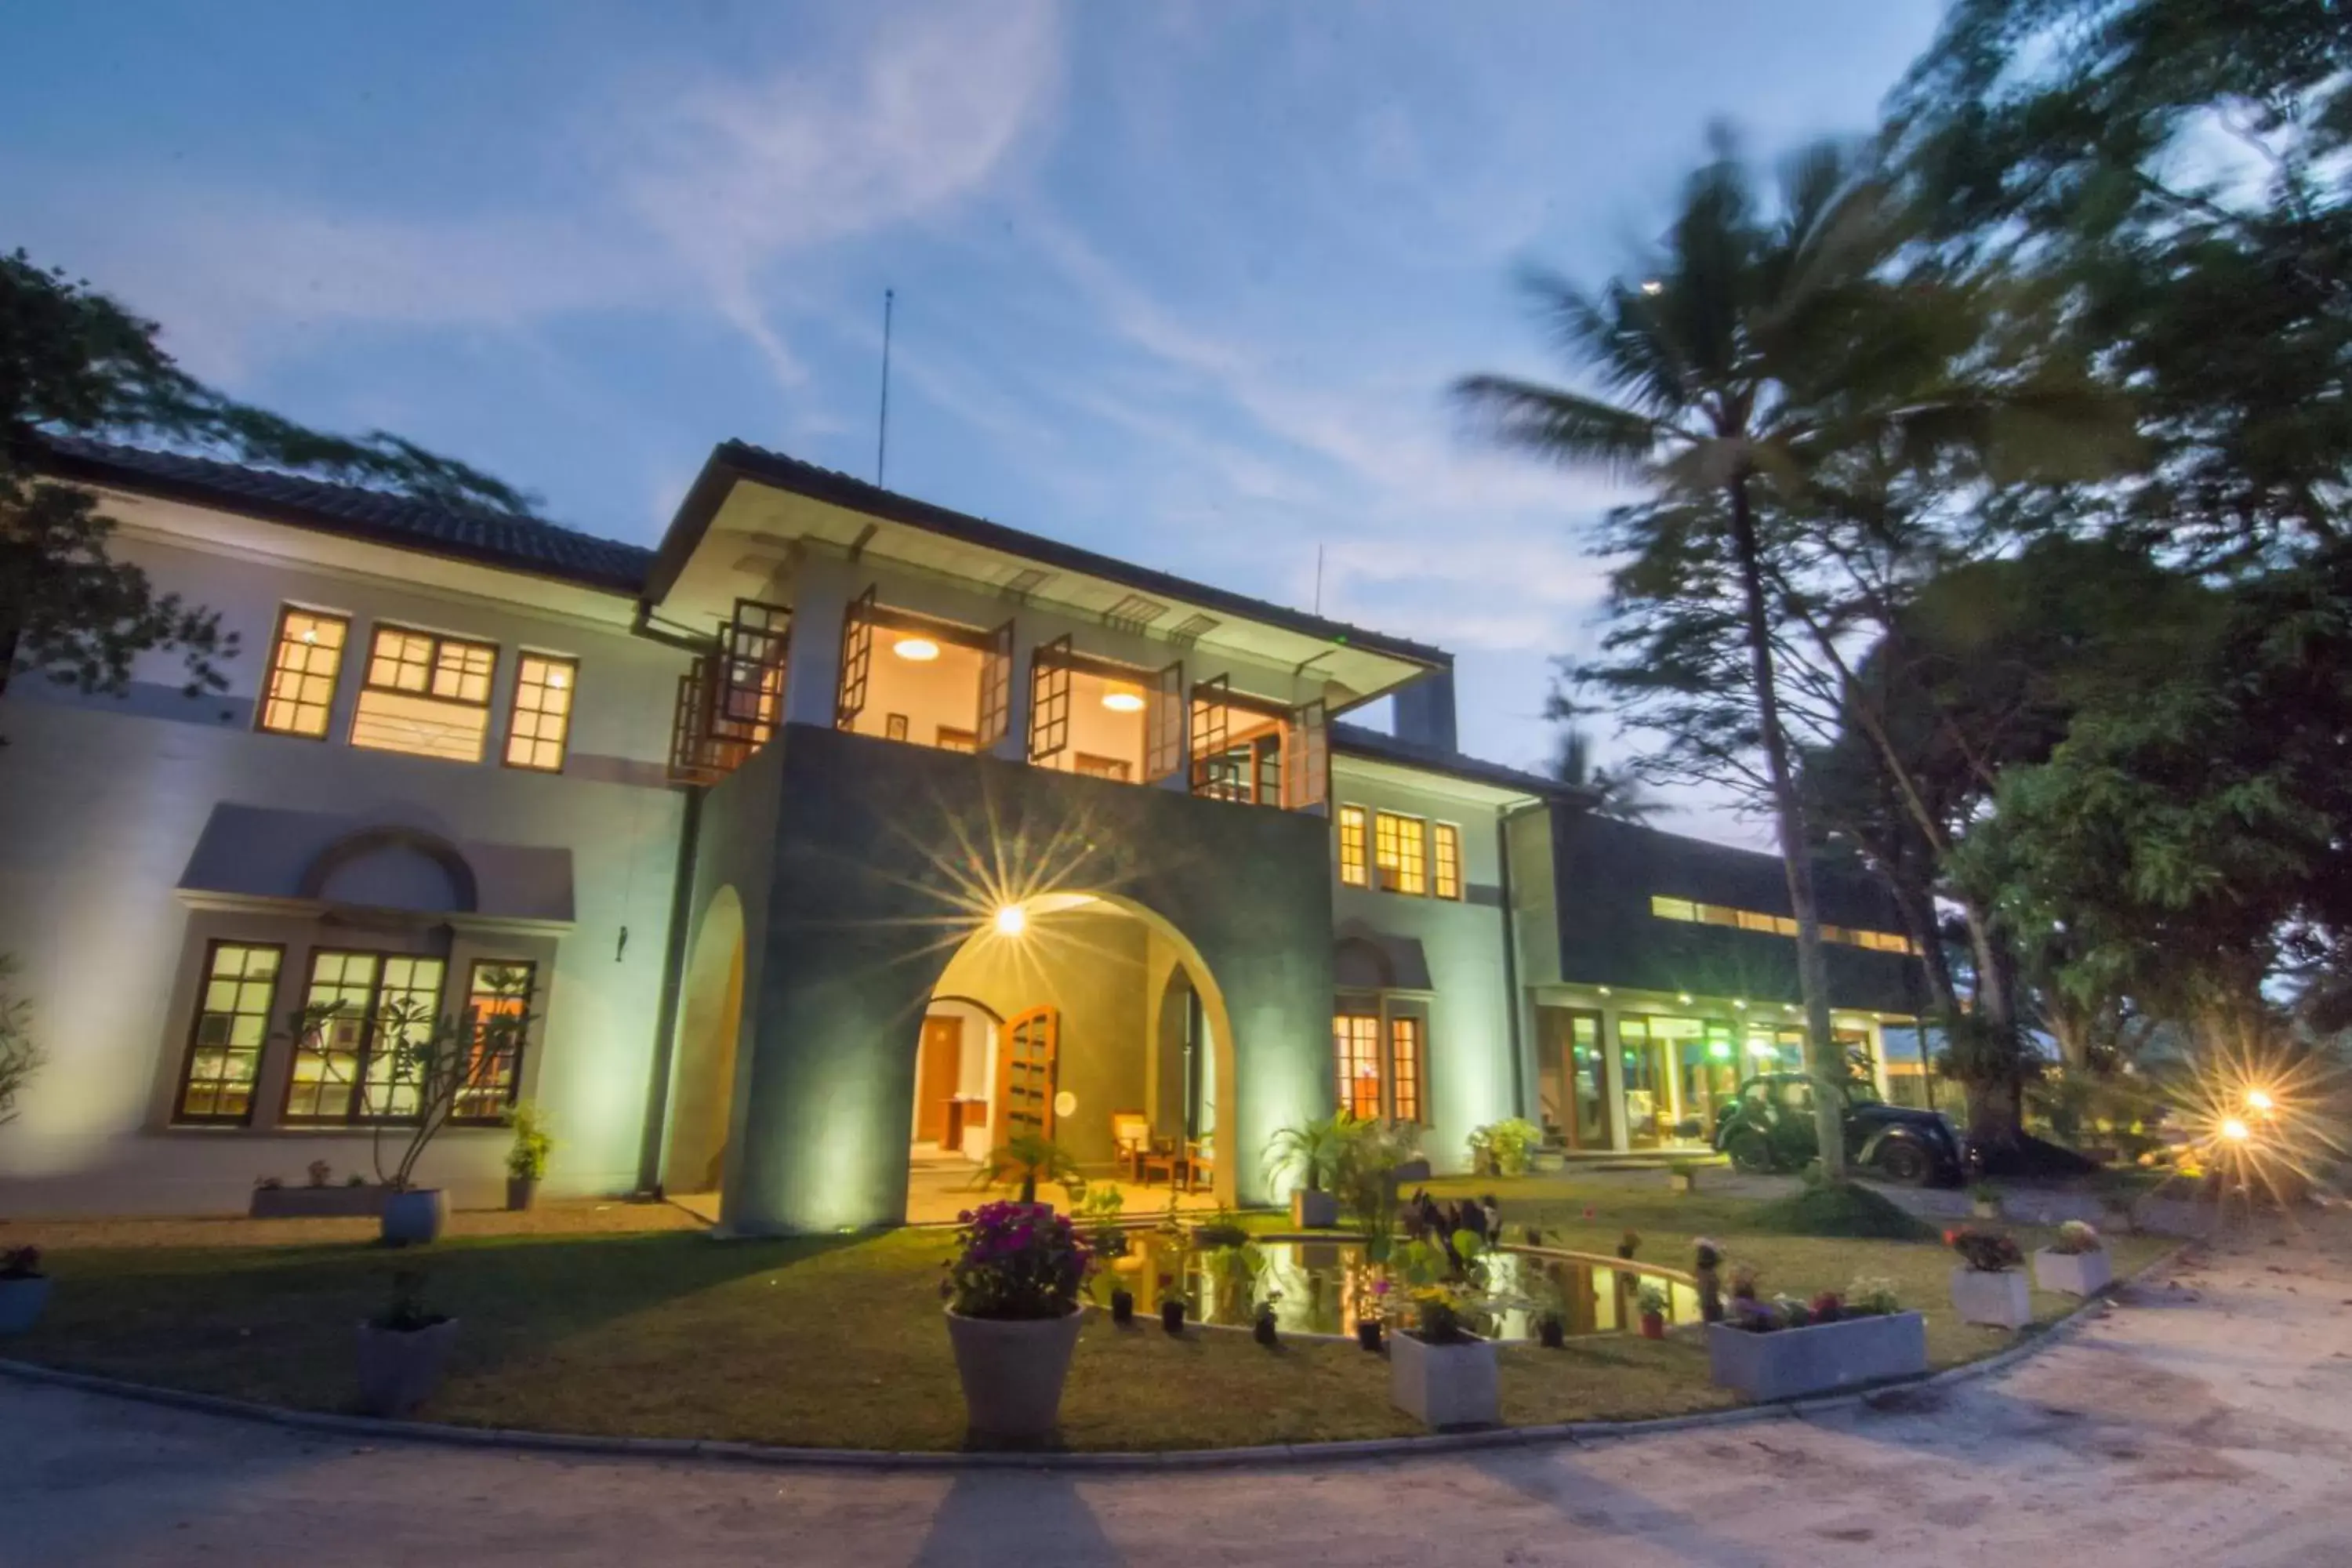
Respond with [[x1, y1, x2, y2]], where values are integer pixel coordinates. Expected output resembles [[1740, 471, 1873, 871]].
[[1678, 993, 1693, 1005], [993, 903, 1027, 938], [893, 636, 941, 662], [1101, 682, 1145, 713], [2220, 1116, 2252, 1144], [1733, 998, 1748, 1010], [1747, 1040, 1778, 1059], [1639, 278, 1664, 295], [2246, 1088, 2275, 1113]]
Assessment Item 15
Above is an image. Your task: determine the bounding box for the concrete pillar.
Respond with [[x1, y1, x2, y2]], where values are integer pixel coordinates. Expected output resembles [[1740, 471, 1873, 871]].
[[1599, 1003, 1630, 1152], [991, 614, 1039, 764], [780, 557, 857, 729]]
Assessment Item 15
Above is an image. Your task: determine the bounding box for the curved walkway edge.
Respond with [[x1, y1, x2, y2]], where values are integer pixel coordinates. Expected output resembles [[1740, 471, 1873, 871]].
[[0, 1241, 2192, 1474]]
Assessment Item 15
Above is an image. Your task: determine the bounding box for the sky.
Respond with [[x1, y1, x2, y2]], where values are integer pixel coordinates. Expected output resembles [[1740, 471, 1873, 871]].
[[2, 0, 1947, 841]]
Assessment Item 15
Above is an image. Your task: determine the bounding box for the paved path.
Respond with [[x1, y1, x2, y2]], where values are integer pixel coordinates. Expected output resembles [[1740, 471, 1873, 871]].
[[6, 1211, 2348, 1568]]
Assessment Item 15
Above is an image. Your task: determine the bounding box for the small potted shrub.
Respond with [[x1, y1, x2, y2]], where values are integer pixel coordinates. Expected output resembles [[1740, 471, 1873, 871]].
[[941, 1201, 1091, 1440], [1666, 1159, 1701, 1195], [1693, 1238, 1726, 1323], [1705, 1270, 1926, 1399], [503, 1102, 552, 1212], [1946, 1225, 2031, 1327], [354, 1270, 458, 1417], [1635, 1280, 1669, 1340], [2033, 1219, 2113, 1296], [1615, 1229, 1640, 1261], [1264, 1112, 1359, 1229], [0, 1247, 50, 1334], [1969, 1181, 2002, 1221], [1252, 1292, 1281, 1347], [1159, 1272, 1187, 1335], [1354, 1265, 1388, 1350], [1392, 1279, 1499, 1428]]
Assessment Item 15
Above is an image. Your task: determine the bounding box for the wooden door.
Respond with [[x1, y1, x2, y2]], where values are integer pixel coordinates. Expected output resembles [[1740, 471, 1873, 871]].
[[995, 1007, 1059, 1144], [916, 1015, 963, 1145]]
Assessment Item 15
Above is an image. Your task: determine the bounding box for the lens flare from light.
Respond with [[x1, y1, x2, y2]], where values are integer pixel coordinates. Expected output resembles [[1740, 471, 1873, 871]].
[[993, 904, 1027, 938], [2245, 1088, 2274, 1113], [2220, 1116, 2251, 1143]]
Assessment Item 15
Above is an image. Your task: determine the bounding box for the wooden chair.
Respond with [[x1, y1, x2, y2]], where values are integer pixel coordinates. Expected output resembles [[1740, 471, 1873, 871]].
[[1183, 1138, 1216, 1195], [1139, 1138, 1184, 1187], [1110, 1111, 1150, 1181]]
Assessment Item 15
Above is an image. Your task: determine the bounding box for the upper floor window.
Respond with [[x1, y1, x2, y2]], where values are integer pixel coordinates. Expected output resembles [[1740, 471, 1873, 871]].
[[1432, 822, 1464, 900], [1337, 805, 1369, 886], [1647, 894, 1917, 956], [1374, 811, 1427, 895], [257, 608, 348, 738], [351, 625, 498, 763], [504, 654, 577, 771], [172, 942, 284, 1125]]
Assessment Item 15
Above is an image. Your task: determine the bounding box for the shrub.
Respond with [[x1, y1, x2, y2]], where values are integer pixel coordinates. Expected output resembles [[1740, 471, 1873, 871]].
[[942, 1201, 1091, 1320], [1466, 1118, 1542, 1176], [1262, 1112, 1363, 1194], [1944, 1225, 2024, 1272], [372, 1269, 446, 1333], [1809, 1291, 1843, 1323], [505, 1102, 554, 1181], [1843, 1276, 1901, 1315], [2050, 1219, 2103, 1255], [1, 1246, 41, 1280], [1635, 1281, 1670, 1317], [1749, 1180, 1938, 1240]]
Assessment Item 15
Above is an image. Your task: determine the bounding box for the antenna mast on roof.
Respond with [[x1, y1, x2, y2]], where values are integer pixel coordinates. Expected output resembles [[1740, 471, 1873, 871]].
[[876, 287, 895, 488]]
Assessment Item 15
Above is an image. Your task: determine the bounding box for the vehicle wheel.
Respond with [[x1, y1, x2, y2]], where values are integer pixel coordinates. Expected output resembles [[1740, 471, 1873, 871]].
[[1875, 1139, 1933, 1186], [1725, 1132, 1776, 1175]]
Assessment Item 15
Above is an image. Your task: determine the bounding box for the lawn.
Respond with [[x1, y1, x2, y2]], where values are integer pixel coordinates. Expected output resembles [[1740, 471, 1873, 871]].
[[0, 1178, 2174, 1452]]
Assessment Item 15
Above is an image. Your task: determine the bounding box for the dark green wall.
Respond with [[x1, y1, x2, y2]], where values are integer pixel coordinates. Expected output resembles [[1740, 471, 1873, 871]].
[[717, 723, 1335, 1234]]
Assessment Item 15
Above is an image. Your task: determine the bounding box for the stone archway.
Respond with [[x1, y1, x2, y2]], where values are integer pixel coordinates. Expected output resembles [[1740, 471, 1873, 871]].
[[662, 885, 745, 1197]]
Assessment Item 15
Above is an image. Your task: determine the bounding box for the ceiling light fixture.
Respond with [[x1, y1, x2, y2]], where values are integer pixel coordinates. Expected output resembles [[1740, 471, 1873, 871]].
[[1101, 682, 1145, 713], [893, 636, 941, 662]]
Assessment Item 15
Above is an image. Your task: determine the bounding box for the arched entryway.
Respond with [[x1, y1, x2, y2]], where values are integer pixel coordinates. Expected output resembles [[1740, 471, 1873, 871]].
[[663, 884, 745, 1202], [902, 890, 1238, 1222]]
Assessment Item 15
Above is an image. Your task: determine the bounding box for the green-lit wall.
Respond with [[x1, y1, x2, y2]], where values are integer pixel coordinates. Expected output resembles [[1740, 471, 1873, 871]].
[[711, 722, 1335, 1235]]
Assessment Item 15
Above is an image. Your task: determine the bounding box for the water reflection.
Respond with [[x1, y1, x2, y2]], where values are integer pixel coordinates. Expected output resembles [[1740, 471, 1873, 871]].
[[1102, 1234, 1700, 1339]]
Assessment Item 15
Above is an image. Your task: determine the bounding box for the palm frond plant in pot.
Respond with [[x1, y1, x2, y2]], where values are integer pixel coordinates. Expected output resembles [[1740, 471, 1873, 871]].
[[1263, 1111, 1360, 1229], [0, 1247, 50, 1335], [1945, 1225, 2031, 1327], [2032, 1218, 2112, 1297], [940, 1200, 1092, 1441], [970, 1132, 1084, 1207], [1705, 1269, 1925, 1400], [503, 1101, 552, 1211], [1334, 1119, 1417, 1263], [354, 1270, 458, 1417]]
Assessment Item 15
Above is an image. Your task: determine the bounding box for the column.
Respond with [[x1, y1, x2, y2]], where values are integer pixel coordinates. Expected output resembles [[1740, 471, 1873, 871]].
[[1599, 1004, 1631, 1152]]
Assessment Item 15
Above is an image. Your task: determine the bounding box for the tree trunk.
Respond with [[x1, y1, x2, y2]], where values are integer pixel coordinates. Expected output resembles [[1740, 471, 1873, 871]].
[[1958, 900, 2026, 1154], [1727, 474, 1848, 1181]]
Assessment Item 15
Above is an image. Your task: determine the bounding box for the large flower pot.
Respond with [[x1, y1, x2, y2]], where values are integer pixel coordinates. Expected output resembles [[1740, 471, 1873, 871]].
[[1706, 1312, 1927, 1401], [1290, 1188, 1339, 1229], [0, 1276, 53, 1335], [505, 1176, 539, 1213], [1388, 1329, 1499, 1430], [354, 1318, 459, 1416], [945, 1308, 1084, 1440], [1950, 1267, 2032, 1328], [2032, 1247, 2113, 1297], [379, 1189, 448, 1247]]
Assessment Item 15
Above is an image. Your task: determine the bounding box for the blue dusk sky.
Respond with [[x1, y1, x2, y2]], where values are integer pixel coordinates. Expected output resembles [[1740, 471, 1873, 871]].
[[2, 1, 1944, 839]]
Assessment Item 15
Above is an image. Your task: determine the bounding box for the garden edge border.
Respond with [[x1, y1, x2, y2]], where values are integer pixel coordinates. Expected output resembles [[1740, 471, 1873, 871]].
[[0, 1240, 2194, 1474]]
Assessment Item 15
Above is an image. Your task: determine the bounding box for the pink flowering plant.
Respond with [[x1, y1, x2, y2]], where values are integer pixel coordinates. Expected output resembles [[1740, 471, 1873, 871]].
[[942, 1201, 1092, 1321]]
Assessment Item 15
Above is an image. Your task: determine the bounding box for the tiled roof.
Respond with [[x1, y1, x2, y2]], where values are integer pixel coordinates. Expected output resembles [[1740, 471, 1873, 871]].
[[1330, 720, 1573, 800], [36, 436, 655, 593]]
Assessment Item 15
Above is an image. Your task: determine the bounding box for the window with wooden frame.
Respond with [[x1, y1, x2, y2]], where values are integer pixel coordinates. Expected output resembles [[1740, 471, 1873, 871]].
[[1389, 1014, 1425, 1123], [935, 726, 978, 752], [1432, 822, 1464, 900], [256, 608, 348, 738], [172, 942, 284, 1125], [350, 625, 497, 763], [503, 654, 577, 771], [1073, 752, 1132, 781], [1334, 1013, 1382, 1120], [452, 960, 535, 1123], [1191, 678, 1291, 805], [1028, 634, 1073, 761], [1337, 805, 1370, 886], [282, 950, 447, 1123], [1374, 811, 1428, 895], [1145, 659, 1185, 782], [718, 599, 789, 741]]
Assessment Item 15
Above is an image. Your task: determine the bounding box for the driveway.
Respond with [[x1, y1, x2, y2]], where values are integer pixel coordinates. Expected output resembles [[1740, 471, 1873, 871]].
[[5, 1210, 2347, 1567]]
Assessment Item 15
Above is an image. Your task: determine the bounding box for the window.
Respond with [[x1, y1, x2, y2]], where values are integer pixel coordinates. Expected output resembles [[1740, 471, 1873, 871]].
[[1334, 1014, 1382, 1120], [452, 960, 535, 1123], [936, 725, 978, 752], [257, 608, 348, 737], [1432, 822, 1463, 900], [1389, 1015, 1425, 1123], [1646, 894, 1912, 954], [1373, 811, 1427, 895], [172, 943, 284, 1124], [350, 626, 497, 763], [1073, 751, 1133, 782], [1337, 805, 1369, 887], [503, 654, 577, 771], [284, 950, 447, 1123]]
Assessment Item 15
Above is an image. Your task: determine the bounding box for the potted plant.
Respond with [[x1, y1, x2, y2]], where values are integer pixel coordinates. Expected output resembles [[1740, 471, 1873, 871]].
[[1334, 1120, 1417, 1263], [1465, 1117, 1541, 1178], [1693, 1238, 1726, 1323], [354, 1270, 458, 1417], [1666, 1159, 1701, 1195], [307, 1160, 332, 1189], [1158, 1272, 1187, 1335], [1252, 1293, 1281, 1347], [940, 1200, 1091, 1440], [1635, 1280, 1669, 1340], [1946, 1225, 2031, 1327], [1614, 1229, 1640, 1261], [1969, 1181, 2002, 1220], [1391, 1279, 1499, 1428], [0, 1247, 50, 1334], [1352, 1261, 1388, 1350], [1264, 1112, 1359, 1228], [2033, 1219, 2113, 1296], [1706, 1272, 1926, 1399], [503, 1101, 552, 1211], [971, 1131, 1085, 1207]]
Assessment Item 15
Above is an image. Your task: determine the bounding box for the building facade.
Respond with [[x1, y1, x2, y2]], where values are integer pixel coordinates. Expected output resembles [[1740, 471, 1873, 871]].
[[0, 438, 1926, 1226]]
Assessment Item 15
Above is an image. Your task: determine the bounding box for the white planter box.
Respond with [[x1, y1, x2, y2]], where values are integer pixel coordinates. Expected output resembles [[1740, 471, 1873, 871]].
[[1950, 1267, 2032, 1328], [946, 1308, 1084, 1440], [1388, 1330, 1499, 1429], [354, 1317, 459, 1417], [1705, 1312, 1926, 1401], [1290, 1189, 1339, 1229], [1667, 1172, 1697, 1195], [2032, 1247, 2113, 1297]]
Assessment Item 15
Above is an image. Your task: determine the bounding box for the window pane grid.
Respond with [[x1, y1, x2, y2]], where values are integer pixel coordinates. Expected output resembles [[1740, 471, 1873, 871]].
[[1648, 894, 1913, 954], [258, 609, 347, 737], [453, 960, 534, 1122], [1389, 1016, 1424, 1123], [1432, 823, 1462, 900], [352, 625, 497, 763], [284, 950, 448, 1124], [504, 655, 577, 771], [1337, 805, 1368, 886], [174, 943, 283, 1123], [1374, 811, 1427, 895], [1334, 1014, 1382, 1120]]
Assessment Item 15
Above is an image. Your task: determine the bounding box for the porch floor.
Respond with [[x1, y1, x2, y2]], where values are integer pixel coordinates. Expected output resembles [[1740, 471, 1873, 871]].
[[669, 1147, 1229, 1231]]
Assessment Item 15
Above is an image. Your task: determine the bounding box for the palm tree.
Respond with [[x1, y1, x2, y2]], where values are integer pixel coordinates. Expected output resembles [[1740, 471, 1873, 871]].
[[1455, 132, 1967, 1181]]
